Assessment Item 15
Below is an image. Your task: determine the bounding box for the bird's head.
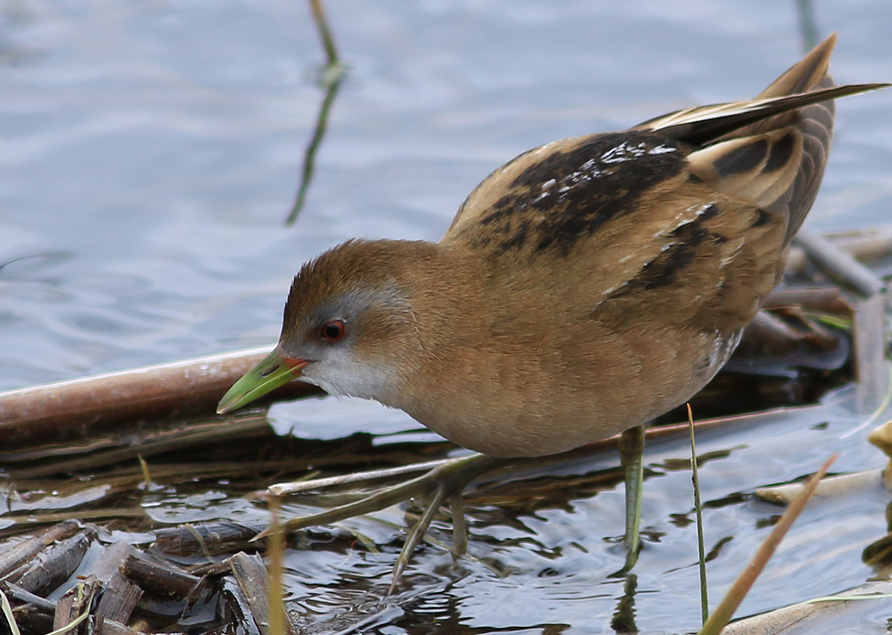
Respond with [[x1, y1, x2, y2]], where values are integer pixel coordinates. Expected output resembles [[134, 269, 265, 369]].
[[216, 239, 434, 414]]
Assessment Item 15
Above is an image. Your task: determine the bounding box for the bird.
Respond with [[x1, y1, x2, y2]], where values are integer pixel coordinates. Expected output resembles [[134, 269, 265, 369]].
[[218, 34, 884, 563]]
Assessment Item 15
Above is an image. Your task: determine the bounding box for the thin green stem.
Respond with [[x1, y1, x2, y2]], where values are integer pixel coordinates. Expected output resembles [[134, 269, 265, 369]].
[[285, 0, 347, 226], [285, 75, 343, 226], [309, 0, 340, 67], [688, 404, 708, 625]]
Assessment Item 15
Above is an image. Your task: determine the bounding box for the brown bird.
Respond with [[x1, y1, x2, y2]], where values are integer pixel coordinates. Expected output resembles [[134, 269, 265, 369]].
[[218, 35, 883, 557]]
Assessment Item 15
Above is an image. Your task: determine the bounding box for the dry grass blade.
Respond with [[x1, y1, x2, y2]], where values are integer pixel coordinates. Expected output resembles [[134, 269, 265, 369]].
[[0, 589, 22, 635], [698, 454, 838, 635], [265, 498, 288, 635], [721, 580, 892, 633]]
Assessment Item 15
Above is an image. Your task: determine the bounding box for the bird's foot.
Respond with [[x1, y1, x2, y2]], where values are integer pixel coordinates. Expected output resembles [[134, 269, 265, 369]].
[[257, 452, 504, 591]]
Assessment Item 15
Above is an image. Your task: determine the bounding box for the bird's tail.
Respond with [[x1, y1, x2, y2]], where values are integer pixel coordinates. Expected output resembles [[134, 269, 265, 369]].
[[639, 34, 886, 245]]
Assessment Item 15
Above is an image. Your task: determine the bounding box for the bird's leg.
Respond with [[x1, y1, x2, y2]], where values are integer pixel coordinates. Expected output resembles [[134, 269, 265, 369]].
[[390, 453, 502, 592], [390, 481, 449, 593], [260, 452, 503, 589], [450, 491, 468, 557], [618, 424, 645, 572]]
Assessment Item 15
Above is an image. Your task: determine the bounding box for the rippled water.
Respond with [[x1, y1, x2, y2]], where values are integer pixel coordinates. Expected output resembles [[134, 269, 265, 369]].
[[2, 1, 892, 633], [3, 1, 890, 390]]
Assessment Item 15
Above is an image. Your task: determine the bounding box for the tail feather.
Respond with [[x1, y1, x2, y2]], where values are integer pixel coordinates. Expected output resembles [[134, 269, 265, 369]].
[[636, 34, 887, 245], [634, 82, 883, 147], [756, 33, 836, 99]]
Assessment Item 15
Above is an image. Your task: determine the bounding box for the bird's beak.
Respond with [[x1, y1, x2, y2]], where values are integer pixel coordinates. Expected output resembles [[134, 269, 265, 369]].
[[216, 348, 309, 415]]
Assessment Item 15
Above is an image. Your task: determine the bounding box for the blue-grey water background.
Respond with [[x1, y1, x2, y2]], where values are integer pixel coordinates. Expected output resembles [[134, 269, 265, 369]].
[[2, 1, 892, 633]]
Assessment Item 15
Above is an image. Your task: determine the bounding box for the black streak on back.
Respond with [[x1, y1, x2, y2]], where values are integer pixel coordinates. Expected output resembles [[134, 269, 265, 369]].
[[713, 138, 768, 177], [763, 134, 794, 173], [751, 208, 774, 227], [615, 204, 725, 293], [464, 132, 686, 256]]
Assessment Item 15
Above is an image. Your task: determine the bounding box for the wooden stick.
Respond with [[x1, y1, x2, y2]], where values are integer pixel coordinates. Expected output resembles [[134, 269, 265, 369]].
[[794, 229, 886, 297], [0, 347, 322, 449], [786, 225, 892, 273]]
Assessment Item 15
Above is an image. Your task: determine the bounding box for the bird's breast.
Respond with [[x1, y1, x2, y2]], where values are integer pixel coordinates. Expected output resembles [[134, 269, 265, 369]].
[[394, 301, 746, 458]]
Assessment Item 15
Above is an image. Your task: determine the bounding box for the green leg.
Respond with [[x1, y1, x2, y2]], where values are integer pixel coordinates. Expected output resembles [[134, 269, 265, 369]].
[[619, 424, 645, 572]]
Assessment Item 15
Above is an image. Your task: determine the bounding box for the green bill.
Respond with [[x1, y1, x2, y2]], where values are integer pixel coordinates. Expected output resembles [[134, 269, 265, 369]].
[[217, 349, 307, 414]]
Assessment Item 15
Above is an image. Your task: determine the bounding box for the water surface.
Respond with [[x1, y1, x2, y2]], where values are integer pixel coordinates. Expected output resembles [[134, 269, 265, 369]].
[[2, 2, 892, 633]]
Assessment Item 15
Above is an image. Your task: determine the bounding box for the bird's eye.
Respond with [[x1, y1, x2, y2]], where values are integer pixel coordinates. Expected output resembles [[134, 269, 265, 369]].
[[320, 320, 346, 342]]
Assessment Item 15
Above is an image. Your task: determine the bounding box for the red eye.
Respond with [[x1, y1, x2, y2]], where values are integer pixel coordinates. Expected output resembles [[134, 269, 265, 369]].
[[320, 320, 346, 342]]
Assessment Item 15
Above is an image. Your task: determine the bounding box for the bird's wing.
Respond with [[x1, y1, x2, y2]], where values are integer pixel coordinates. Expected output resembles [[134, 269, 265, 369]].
[[441, 35, 885, 331], [441, 129, 785, 332]]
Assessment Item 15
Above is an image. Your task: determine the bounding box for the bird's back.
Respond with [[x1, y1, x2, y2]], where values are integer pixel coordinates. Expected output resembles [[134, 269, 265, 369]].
[[442, 35, 845, 292], [422, 35, 877, 456], [440, 34, 870, 338]]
